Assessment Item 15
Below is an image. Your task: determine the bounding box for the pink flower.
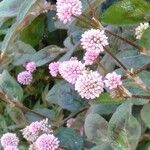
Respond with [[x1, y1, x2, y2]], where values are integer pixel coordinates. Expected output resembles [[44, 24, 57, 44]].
[[66, 118, 75, 127], [0, 133, 19, 148], [81, 29, 108, 53], [4, 146, 19, 150], [35, 134, 59, 150], [56, 0, 82, 24], [104, 72, 122, 90], [25, 61, 37, 73], [21, 119, 52, 142], [48, 62, 60, 77], [75, 70, 104, 99], [17, 71, 32, 85], [59, 60, 85, 84], [83, 51, 99, 65]]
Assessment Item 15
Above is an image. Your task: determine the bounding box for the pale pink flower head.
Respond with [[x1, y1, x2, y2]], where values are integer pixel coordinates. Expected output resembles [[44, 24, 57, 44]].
[[48, 62, 60, 77], [25, 61, 37, 73], [104, 72, 122, 90], [66, 118, 76, 127], [75, 70, 104, 99], [81, 29, 108, 53], [83, 51, 99, 65], [28, 121, 43, 134], [17, 71, 32, 85], [56, 0, 82, 24], [4, 146, 19, 150], [0, 133, 19, 148], [35, 134, 59, 150], [59, 60, 85, 84], [21, 119, 52, 142]]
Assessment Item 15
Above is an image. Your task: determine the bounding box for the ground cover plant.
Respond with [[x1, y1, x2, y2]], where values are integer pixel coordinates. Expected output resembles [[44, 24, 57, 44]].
[[0, 0, 150, 149]]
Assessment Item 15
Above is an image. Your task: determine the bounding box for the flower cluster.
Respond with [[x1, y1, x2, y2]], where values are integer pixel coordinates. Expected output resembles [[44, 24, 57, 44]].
[[56, 0, 82, 24], [48, 62, 60, 77], [17, 61, 37, 85], [135, 22, 149, 39], [81, 29, 108, 65], [0, 133, 19, 150], [75, 70, 104, 99], [104, 72, 122, 90], [21, 119, 59, 150]]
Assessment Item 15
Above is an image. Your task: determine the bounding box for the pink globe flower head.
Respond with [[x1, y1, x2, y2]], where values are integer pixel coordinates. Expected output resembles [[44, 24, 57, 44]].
[[48, 62, 60, 77], [81, 29, 108, 53], [59, 59, 85, 84], [21, 119, 52, 142], [0, 133, 19, 148], [4, 146, 19, 150], [83, 50, 100, 65], [35, 134, 60, 150], [104, 71, 122, 90], [75, 70, 104, 99], [56, 0, 82, 24], [17, 71, 32, 85], [25, 61, 37, 73]]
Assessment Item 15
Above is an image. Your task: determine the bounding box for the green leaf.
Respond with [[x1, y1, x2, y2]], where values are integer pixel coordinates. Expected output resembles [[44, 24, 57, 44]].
[[141, 103, 150, 128], [88, 104, 118, 115], [6, 107, 26, 125], [84, 113, 109, 144], [20, 15, 45, 47], [1, 0, 43, 54], [101, 0, 150, 25], [91, 93, 125, 104], [139, 28, 150, 53], [56, 128, 84, 150], [0, 70, 23, 101], [116, 49, 150, 69], [109, 102, 141, 150], [91, 143, 113, 150], [0, 0, 25, 18], [25, 108, 55, 123], [47, 81, 84, 112], [108, 102, 132, 136]]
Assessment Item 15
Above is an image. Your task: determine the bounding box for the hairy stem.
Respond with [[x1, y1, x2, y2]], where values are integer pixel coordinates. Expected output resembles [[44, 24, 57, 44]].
[[104, 47, 128, 71], [105, 29, 144, 52]]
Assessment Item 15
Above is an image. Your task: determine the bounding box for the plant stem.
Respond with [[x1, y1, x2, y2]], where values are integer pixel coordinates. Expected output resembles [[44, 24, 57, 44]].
[[104, 47, 128, 71], [105, 29, 144, 52], [132, 95, 150, 100], [0, 91, 49, 119]]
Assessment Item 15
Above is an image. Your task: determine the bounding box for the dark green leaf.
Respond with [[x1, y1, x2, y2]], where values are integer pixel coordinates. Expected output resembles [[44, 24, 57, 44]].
[[101, 0, 150, 25], [56, 128, 84, 150]]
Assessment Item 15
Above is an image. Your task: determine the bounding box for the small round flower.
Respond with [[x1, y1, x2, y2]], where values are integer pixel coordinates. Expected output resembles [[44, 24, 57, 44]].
[[104, 72, 122, 90], [135, 22, 149, 39], [0, 133, 19, 148], [28, 121, 43, 134], [25, 61, 37, 73], [75, 70, 104, 99], [35, 134, 59, 150], [83, 51, 99, 65], [66, 118, 75, 127], [56, 0, 82, 24], [81, 29, 108, 53], [4, 146, 19, 150], [59, 60, 85, 84], [48, 62, 60, 77], [17, 71, 32, 85]]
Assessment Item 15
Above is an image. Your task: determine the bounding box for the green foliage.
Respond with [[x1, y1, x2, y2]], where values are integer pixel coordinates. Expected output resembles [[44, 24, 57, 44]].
[[84, 113, 108, 144], [0, 70, 23, 100], [47, 80, 84, 112], [20, 15, 45, 47], [101, 0, 150, 25], [56, 128, 84, 150], [141, 103, 150, 128], [0, 0, 150, 149]]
